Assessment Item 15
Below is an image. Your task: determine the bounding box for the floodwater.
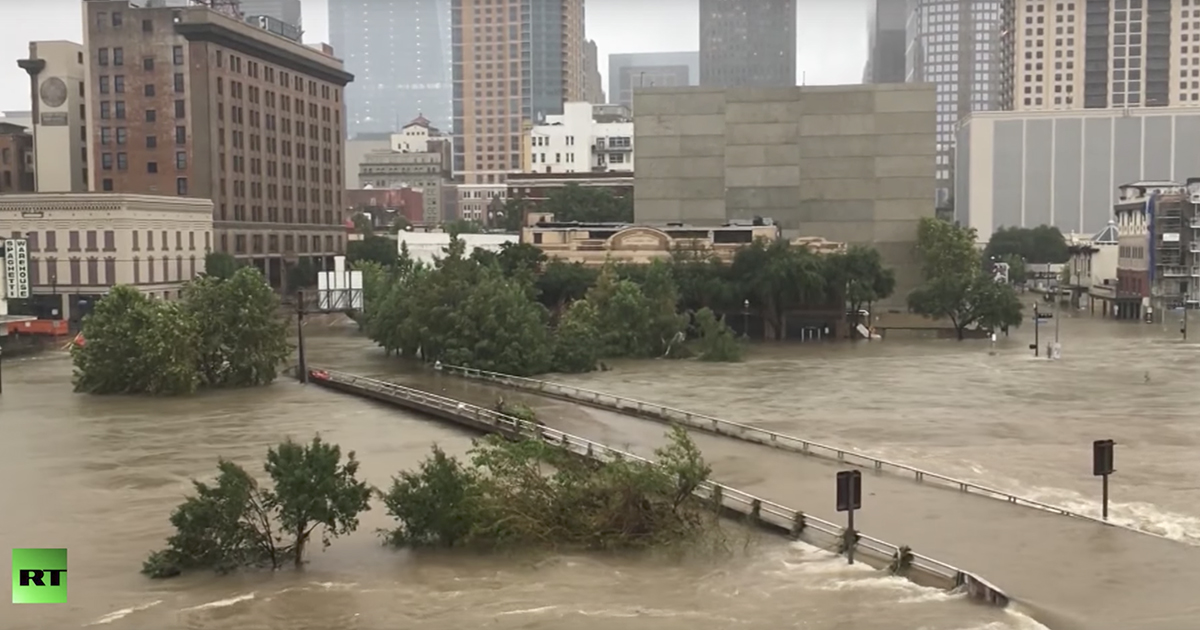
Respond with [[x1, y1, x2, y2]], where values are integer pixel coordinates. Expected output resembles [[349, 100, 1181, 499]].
[[0, 332, 1040, 630]]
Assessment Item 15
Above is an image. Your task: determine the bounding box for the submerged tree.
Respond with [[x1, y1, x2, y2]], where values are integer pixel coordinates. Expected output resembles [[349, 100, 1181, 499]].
[[143, 436, 371, 578]]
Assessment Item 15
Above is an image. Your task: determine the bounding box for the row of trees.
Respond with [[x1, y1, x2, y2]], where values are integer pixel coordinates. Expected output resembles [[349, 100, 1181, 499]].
[[355, 235, 897, 376], [71, 266, 290, 395], [143, 427, 715, 578], [499, 184, 635, 231]]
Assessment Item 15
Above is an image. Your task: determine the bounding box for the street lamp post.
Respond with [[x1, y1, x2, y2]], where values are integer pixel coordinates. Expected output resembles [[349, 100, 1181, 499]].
[[742, 299, 750, 339]]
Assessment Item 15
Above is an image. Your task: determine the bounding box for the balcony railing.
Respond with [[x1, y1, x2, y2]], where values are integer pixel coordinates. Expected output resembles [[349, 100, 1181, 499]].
[[1190, 218, 1200, 229]]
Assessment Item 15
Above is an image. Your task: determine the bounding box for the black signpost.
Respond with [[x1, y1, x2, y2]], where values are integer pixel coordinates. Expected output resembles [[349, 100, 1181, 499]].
[[1030, 304, 1053, 357], [1093, 439, 1115, 520], [836, 470, 862, 565]]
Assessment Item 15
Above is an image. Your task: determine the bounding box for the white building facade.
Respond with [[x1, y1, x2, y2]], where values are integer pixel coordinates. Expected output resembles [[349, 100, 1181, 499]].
[[527, 102, 634, 174], [398, 231, 517, 266], [0, 193, 213, 320], [17, 41, 90, 193]]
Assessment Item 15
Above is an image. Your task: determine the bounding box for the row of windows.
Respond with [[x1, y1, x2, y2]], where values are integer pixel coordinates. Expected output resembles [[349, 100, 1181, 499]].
[[99, 126, 186, 146], [99, 176, 187, 196], [217, 205, 338, 225], [14, 228, 207, 253], [215, 49, 340, 103], [99, 151, 187, 172], [222, 233, 341, 256], [98, 100, 186, 121]]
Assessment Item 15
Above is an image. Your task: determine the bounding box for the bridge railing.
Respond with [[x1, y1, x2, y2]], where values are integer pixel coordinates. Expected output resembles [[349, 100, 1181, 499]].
[[436, 364, 1112, 526], [317, 368, 968, 585]]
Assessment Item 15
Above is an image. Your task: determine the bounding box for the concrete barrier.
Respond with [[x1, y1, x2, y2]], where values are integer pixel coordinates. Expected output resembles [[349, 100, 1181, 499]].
[[304, 366, 1010, 607]]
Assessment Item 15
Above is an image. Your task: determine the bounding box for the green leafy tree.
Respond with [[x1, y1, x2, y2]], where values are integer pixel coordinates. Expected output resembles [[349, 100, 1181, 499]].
[[668, 246, 736, 312], [346, 235, 398, 267], [142, 436, 371, 578], [540, 183, 634, 223], [693, 307, 742, 362], [350, 212, 375, 236], [204, 252, 240, 280], [984, 225, 1069, 265], [264, 436, 372, 568], [828, 245, 896, 327], [182, 267, 291, 388], [730, 239, 828, 340], [552, 298, 602, 373], [380, 427, 712, 551], [908, 217, 1024, 339], [587, 265, 685, 358], [535, 260, 599, 313], [71, 286, 201, 395], [445, 219, 484, 236], [500, 196, 531, 232]]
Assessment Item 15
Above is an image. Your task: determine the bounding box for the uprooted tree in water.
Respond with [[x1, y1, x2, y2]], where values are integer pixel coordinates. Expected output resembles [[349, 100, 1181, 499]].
[[142, 436, 371, 578], [379, 425, 715, 550]]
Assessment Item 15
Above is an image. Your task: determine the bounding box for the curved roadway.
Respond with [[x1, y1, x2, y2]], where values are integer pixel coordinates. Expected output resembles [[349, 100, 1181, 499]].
[[360, 368, 1200, 630]]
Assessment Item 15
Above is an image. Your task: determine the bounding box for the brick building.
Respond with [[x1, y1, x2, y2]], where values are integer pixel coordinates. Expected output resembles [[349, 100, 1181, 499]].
[[0, 123, 35, 193], [82, 1, 354, 287]]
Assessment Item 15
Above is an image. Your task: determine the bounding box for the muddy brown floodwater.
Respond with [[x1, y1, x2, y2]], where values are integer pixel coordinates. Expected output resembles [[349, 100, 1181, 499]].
[[6, 316, 1151, 630]]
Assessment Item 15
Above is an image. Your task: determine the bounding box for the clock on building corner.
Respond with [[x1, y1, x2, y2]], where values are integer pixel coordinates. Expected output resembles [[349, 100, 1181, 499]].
[[39, 77, 68, 108]]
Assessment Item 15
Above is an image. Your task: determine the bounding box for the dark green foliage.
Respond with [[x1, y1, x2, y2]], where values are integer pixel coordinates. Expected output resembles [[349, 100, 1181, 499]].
[[346, 235, 399, 267], [540, 183, 634, 223], [183, 268, 291, 388], [72, 267, 290, 395], [204, 252, 240, 280], [984, 225, 1069, 265], [908, 217, 1024, 339], [693, 308, 742, 362], [356, 230, 900, 374], [380, 426, 713, 550], [71, 286, 201, 395], [143, 437, 370, 578]]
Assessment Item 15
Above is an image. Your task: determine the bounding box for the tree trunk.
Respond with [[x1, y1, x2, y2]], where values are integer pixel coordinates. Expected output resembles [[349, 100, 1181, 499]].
[[955, 325, 966, 341], [294, 526, 306, 568]]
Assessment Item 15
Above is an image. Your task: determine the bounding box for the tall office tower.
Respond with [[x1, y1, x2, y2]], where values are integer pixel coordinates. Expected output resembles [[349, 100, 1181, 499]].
[[584, 39, 606, 104], [82, 0, 353, 286], [330, 0, 452, 137], [236, 0, 302, 27], [999, 0, 1183, 111], [452, 0, 586, 184], [699, 0, 796, 87], [906, 0, 1003, 207], [863, 0, 908, 83]]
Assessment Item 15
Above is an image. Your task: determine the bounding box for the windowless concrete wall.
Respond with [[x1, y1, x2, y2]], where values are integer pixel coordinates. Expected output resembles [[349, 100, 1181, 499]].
[[632, 83, 937, 302], [957, 108, 1200, 238]]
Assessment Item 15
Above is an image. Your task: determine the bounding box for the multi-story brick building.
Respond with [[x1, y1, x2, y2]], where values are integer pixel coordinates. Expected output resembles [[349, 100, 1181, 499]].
[[0, 123, 35, 193], [82, 1, 353, 287]]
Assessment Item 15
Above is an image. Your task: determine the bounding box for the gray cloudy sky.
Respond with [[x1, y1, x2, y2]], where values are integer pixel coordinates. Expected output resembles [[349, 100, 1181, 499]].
[[0, 0, 869, 113]]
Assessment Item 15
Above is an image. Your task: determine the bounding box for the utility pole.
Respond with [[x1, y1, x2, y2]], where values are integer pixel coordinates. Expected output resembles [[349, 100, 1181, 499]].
[[1030, 303, 1040, 357]]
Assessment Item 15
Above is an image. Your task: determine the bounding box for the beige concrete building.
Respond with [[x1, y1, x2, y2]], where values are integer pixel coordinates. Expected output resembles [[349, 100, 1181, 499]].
[[0, 193, 213, 321], [17, 40, 91, 192], [520, 211, 832, 267], [632, 84, 936, 299], [451, 0, 586, 184], [356, 116, 451, 224]]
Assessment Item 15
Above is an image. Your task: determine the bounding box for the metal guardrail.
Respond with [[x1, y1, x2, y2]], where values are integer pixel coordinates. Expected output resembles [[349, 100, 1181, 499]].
[[312, 367, 970, 585], [437, 364, 1141, 533]]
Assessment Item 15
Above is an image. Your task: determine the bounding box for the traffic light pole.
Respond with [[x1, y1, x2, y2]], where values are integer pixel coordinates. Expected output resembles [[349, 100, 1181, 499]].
[[1032, 304, 1040, 357]]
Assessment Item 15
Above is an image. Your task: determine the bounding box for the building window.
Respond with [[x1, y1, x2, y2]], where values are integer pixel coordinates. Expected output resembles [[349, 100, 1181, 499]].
[[142, 19, 152, 33], [98, 48, 109, 66], [114, 75, 125, 93], [99, 76, 109, 94], [113, 47, 124, 66], [105, 257, 117, 284], [111, 11, 122, 27], [146, 135, 157, 148], [101, 153, 113, 170], [69, 258, 81, 285], [116, 153, 127, 171], [87, 258, 98, 285], [116, 128, 127, 145], [175, 126, 186, 144], [144, 84, 155, 97], [115, 101, 125, 119], [100, 102, 110, 119], [147, 161, 158, 173], [174, 73, 184, 93], [102, 178, 113, 191], [172, 46, 184, 65], [174, 100, 185, 118], [175, 151, 187, 170], [176, 177, 188, 196], [143, 57, 154, 71], [146, 109, 156, 122], [103, 230, 115, 251]]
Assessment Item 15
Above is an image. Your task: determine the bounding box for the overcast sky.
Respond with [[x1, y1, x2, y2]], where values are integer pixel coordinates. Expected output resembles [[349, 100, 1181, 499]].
[[0, 0, 869, 113]]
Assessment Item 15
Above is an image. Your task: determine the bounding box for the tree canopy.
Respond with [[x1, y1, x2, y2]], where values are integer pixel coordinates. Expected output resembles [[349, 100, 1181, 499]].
[[142, 436, 371, 578], [357, 232, 902, 374], [908, 217, 1023, 339], [72, 267, 290, 395], [539, 184, 634, 223], [381, 426, 713, 550], [984, 225, 1070, 265]]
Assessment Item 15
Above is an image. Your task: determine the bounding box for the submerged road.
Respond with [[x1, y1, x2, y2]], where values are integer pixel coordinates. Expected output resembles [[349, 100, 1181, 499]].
[[338, 366, 1200, 630]]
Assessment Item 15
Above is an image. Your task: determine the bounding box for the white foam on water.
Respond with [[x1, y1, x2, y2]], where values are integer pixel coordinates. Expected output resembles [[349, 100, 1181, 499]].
[[496, 605, 558, 616], [180, 592, 255, 612], [85, 600, 162, 625], [952, 611, 1053, 630], [309, 581, 359, 590]]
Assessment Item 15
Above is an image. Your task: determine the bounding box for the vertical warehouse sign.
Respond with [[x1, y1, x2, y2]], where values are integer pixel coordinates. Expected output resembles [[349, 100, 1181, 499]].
[[3, 238, 30, 299], [12, 548, 68, 604]]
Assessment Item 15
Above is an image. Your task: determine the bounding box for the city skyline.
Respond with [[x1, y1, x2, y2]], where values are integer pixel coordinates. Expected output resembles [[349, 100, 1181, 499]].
[[0, 0, 870, 113]]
